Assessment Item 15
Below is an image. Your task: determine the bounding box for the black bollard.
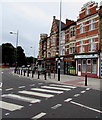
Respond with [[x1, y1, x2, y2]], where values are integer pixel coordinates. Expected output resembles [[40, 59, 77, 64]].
[[24, 70, 25, 76], [85, 75, 87, 86], [32, 70, 34, 78], [45, 71, 46, 80], [38, 71, 40, 79], [27, 70, 29, 77], [21, 70, 22, 75], [19, 69, 20, 74]]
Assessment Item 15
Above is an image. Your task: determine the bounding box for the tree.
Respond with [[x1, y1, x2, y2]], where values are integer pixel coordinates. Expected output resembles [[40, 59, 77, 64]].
[[2, 43, 15, 66], [17, 46, 26, 67]]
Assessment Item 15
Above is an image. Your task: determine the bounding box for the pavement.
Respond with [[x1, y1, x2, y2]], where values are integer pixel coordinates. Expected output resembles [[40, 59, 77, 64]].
[[13, 70, 102, 91]]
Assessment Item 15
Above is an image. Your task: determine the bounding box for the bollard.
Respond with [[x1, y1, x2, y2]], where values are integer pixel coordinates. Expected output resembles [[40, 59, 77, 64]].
[[21, 70, 22, 75], [19, 69, 20, 74], [24, 70, 25, 76], [38, 71, 40, 79], [85, 75, 87, 86], [45, 71, 46, 80], [32, 70, 34, 78], [27, 70, 29, 77], [48, 72, 50, 79]]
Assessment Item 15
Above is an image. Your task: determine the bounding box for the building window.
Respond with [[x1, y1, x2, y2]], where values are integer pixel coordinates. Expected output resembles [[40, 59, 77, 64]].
[[89, 19, 95, 31], [69, 43, 75, 54], [88, 38, 96, 52], [86, 7, 90, 15], [92, 59, 97, 73], [80, 23, 84, 33], [52, 36, 56, 43], [70, 27, 76, 37], [80, 41, 84, 53], [87, 59, 91, 73], [82, 59, 86, 73]]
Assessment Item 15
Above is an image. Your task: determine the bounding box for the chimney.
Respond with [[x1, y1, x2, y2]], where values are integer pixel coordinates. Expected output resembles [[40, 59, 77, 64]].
[[53, 16, 56, 19], [66, 19, 74, 26]]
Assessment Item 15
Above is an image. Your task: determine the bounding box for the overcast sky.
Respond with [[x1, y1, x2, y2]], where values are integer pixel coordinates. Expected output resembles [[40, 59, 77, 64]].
[[0, 0, 101, 57]]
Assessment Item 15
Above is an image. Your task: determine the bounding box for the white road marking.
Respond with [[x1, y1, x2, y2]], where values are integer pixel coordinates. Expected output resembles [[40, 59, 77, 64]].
[[74, 94, 80, 97], [51, 104, 62, 109], [0, 82, 2, 87], [30, 84, 35, 86], [81, 91, 86, 93], [18, 86, 25, 88], [32, 112, 46, 120], [0, 101, 23, 111], [64, 98, 72, 102], [5, 113, 10, 116], [31, 88, 63, 94], [50, 84, 76, 89], [2, 94, 41, 103], [86, 88, 90, 90], [41, 86, 71, 91], [0, 89, 2, 91], [5, 88, 13, 91], [38, 83, 43, 85], [18, 90, 54, 98], [70, 101, 102, 114], [1, 72, 3, 74]]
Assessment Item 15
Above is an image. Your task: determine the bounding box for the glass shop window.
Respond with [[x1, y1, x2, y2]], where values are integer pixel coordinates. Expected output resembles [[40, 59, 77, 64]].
[[92, 59, 97, 73], [87, 59, 91, 73], [82, 59, 86, 73]]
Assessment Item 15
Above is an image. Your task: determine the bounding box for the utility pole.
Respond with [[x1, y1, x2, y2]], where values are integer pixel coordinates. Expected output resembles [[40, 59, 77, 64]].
[[58, 0, 62, 81], [10, 30, 19, 73]]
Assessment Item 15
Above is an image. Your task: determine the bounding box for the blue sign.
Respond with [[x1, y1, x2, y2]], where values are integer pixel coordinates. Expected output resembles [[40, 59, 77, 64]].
[[101, 60, 102, 78]]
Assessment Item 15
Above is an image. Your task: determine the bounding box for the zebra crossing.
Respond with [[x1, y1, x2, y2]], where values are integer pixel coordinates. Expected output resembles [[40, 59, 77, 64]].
[[1, 83, 76, 114]]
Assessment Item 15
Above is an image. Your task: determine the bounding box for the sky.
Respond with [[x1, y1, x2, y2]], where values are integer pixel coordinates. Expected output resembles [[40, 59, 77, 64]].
[[0, 0, 101, 57]]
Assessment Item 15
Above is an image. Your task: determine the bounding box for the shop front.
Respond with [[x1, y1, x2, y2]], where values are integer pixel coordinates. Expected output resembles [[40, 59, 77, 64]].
[[64, 56, 76, 75], [75, 53, 99, 78]]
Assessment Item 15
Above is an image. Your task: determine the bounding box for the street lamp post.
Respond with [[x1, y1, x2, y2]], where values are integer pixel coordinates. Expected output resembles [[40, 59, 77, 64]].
[[57, 0, 62, 81], [10, 30, 19, 73]]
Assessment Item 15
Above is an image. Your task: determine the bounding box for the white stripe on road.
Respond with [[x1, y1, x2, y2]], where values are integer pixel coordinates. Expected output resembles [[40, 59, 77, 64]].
[[18, 86, 25, 89], [0, 82, 2, 87], [86, 88, 90, 90], [64, 98, 72, 102], [38, 83, 43, 85], [41, 86, 71, 91], [2, 94, 41, 103], [70, 101, 102, 114], [51, 104, 62, 109], [31, 88, 63, 94], [30, 84, 35, 86], [0, 101, 23, 111], [32, 112, 46, 120], [74, 94, 80, 97], [18, 90, 54, 98], [5, 88, 13, 91], [0, 89, 2, 91], [81, 91, 86, 93], [50, 84, 76, 89]]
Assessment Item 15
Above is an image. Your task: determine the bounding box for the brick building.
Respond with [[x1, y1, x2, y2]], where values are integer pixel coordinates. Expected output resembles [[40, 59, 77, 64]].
[[75, 1, 100, 78], [38, 1, 101, 78]]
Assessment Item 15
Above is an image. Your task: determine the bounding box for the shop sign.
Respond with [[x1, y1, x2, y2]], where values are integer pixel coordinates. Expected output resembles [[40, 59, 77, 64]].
[[64, 57, 74, 61], [74, 54, 98, 59]]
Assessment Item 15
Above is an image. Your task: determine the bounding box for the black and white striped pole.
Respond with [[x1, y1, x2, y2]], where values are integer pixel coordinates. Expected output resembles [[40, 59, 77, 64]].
[[58, 58, 60, 81]]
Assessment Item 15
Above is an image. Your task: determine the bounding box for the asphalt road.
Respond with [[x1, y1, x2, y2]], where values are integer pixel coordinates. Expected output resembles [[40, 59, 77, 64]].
[[1, 69, 102, 119]]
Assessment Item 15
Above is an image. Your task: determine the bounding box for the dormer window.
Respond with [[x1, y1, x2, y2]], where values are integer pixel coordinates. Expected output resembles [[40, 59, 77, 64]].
[[86, 7, 90, 15]]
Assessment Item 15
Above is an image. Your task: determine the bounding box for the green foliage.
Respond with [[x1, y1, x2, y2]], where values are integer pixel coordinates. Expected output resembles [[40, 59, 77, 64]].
[[2, 43, 15, 66], [1, 43, 37, 67]]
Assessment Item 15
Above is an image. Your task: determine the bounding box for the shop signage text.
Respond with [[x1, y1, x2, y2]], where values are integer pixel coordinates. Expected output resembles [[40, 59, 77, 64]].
[[75, 54, 98, 59]]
